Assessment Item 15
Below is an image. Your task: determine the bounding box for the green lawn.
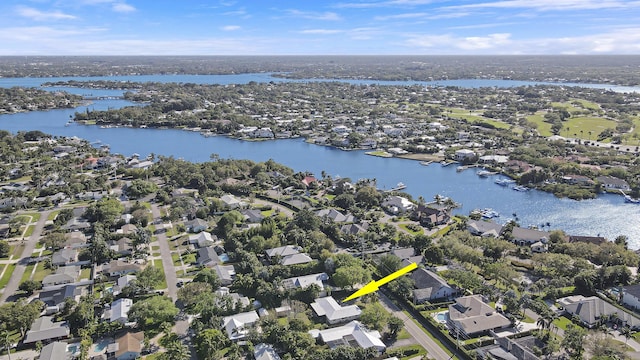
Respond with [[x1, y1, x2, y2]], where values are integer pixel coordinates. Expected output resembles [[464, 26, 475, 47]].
[[571, 99, 601, 111], [445, 108, 512, 130], [565, 116, 617, 139], [552, 316, 573, 331], [47, 210, 61, 221], [396, 328, 411, 340], [386, 344, 427, 360], [0, 245, 15, 260], [24, 225, 35, 237], [398, 223, 423, 235], [0, 264, 16, 290], [172, 253, 182, 266], [80, 267, 92, 280], [20, 264, 35, 283], [32, 262, 52, 282], [526, 113, 553, 136], [22, 212, 42, 223], [260, 209, 274, 217], [152, 260, 167, 289], [403, 311, 453, 356]]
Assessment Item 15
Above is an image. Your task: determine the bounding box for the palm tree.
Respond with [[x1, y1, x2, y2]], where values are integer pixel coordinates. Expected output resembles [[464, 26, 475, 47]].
[[537, 317, 549, 333], [621, 326, 632, 344]]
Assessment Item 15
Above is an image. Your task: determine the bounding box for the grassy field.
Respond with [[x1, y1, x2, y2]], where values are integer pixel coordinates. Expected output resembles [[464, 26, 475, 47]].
[[80, 267, 92, 281], [398, 223, 423, 235], [47, 210, 61, 221], [552, 316, 573, 331], [445, 108, 512, 129], [24, 225, 35, 237], [152, 260, 167, 289], [526, 113, 553, 136], [0, 264, 16, 290], [20, 264, 35, 283], [32, 262, 52, 282], [565, 116, 617, 139]]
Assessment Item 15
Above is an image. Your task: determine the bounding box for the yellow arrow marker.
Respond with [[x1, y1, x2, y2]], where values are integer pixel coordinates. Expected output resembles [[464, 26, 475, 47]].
[[343, 262, 418, 302]]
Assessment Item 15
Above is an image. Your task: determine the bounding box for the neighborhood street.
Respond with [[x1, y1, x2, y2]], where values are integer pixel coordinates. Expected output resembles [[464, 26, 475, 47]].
[[150, 204, 178, 302], [0, 210, 52, 302], [378, 292, 453, 360]]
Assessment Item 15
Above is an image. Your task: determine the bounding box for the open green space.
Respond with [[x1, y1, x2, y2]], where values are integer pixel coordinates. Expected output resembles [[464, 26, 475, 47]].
[[47, 210, 61, 221], [552, 316, 573, 331], [20, 264, 35, 283], [387, 344, 427, 360], [526, 113, 553, 136], [0, 264, 16, 290], [152, 260, 167, 289], [32, 262, 52, 282], [565, 116, 617, 139], [23, 225, 35, 237], [398, 223, 423, 235], [80, 267, 92, 280]]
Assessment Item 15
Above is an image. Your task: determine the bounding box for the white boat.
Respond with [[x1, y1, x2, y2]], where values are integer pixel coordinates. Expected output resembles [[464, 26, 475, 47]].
[[513, 185, 529, 192], [480, 208, 500, 218], [495, 178, 515, 186], [477, 170, 492, 177], [621, 190, 640, 203]]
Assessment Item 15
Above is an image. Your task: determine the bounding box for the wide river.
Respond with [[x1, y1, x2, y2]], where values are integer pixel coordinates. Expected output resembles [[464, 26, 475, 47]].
[[1, 74, 639, 248]]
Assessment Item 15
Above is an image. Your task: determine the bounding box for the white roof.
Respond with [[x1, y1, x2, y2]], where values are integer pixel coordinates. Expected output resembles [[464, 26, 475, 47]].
[[117, 275, 137, 288], [311, 296, 361, 323], [281, 253, 313, 265], [222, 311, 259, 340], [310, 321, 385, 350], [282, 273, 328, 290], [254, 343, 282, 360], [111, 298, 133, 322]]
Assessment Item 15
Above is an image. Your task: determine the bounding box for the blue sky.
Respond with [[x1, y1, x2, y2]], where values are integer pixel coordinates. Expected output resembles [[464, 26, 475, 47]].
[[1, 0, 640, 55]]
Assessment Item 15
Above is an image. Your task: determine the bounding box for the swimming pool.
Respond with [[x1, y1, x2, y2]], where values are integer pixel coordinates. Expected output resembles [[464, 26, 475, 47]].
[[67, 344, 80, 354], [435, 312, 448, 323], [94, 342, 108, 352]]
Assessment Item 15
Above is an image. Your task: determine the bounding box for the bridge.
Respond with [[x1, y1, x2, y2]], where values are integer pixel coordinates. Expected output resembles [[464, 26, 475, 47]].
[[82, 95, 125, 100]]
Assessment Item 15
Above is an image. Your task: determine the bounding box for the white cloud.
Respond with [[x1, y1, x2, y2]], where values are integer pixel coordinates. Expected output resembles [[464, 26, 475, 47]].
[[444, 0, 640, 11], [112, 2, 136, 13], [299, 29, 343, 34], [404, 27, 640, 54], [16, 6, 77, 21], [374, 12, 429, 20], [221, 25, 241, 31], [285, 9, 342, 21]]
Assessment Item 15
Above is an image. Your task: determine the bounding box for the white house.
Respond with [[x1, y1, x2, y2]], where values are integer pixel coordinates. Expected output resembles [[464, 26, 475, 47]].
[[189, 232, 216, 248], [411, 268, 457, 304], [455, 149, 476, 161], [382, 196, 415, 214], [311, 296, 361, 324], [309, 321, 385, 352], [220, 194, 247, 209], [110, 298, 133, 324], [222, 311, 260, 341], [531, 241, 548, 253], [254, 343, 281, 360]]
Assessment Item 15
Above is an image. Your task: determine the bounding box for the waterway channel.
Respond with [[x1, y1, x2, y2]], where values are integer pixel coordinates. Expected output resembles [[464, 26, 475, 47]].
[[0, 74, 639, 248]]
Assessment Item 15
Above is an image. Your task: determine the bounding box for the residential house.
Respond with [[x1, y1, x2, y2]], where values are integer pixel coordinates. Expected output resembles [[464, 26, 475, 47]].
[[311, 296, 362, 324], [559, 295, 640, 329], [596, 176, 631, 191], [254, 343, 282, 360], [282, 273, 329, 292], [39, 285, 83, 311], [23, 316, 70, 344], [509, 227, 550, 246], [64, 231, 87, 248], [220, 194, 247, 209], [281, 253, 313, 266], [316, 208, 355, 223], [222, 311, 260, 341], [197, 247, 221, 267], [215, 287, 250, 308], [530, 241, 548, 253], [265, 245, 301, 261], [185, 218, 208, 233], [109, 298, 133, 324], [309, 321, 385, 352], [467, 220, 504, 238], [110, 237, 133, 256], [622, 284, 640, 311], [105, 260, 143, 277], [119, 224, 137, 235], [382, 196, 415, 214], [390, 247, 423, 265], [214, 264, 237, 286], [411, 268, 457, 304], [301, 176, 317, 187], [241, 209, 264, 223], [561, 175, 594, 186], [455, 149, 476, 161], [340, 223, 368, 236], [569, 235, 606, 245], [39, 341, 71, 360], [189, 232, 216, 248], [414, 204, 450, 227], [108, 331, 145, 360], [51, 248, 78, 266], [42, 265, 80, 287], [114, 275, 137, 295], [448, 295, 511, 337]]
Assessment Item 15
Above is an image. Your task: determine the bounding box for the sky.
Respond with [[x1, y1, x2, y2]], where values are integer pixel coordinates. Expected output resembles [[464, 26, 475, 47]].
[[1, 0, 640, 55]]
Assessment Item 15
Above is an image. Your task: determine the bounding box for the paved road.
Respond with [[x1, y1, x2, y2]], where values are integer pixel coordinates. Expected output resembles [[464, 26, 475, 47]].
[[0, 210, 52, 303], [150, 204, 178, 302], [253, 198, 294, 218], [378, 293, 453, 360]]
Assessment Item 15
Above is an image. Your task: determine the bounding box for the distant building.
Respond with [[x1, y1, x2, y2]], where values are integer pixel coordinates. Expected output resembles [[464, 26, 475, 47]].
[[311, 296, 362, 324], [309, 321, 385, 352], [455, 149, 476, 161]]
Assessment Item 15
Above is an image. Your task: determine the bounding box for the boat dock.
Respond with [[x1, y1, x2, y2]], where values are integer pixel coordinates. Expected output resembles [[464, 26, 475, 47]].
[[381, 182, 407, 193]]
